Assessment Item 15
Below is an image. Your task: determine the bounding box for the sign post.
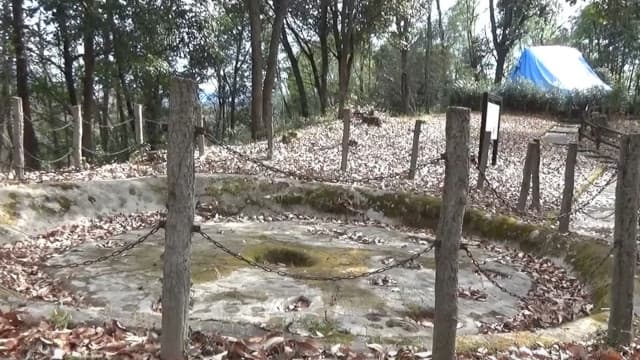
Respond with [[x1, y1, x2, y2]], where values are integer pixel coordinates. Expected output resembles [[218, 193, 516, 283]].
[[478, 92, 503, 166]]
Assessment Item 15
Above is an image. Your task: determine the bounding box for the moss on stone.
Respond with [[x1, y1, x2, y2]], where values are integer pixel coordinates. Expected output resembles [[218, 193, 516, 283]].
[[205, 178, 253, 197], [48, 183, 80, 191], [56, 196, 74, 213], [276, 186, 362, 215]]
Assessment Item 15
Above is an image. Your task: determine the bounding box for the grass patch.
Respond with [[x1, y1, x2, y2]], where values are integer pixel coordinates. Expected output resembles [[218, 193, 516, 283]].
[[302, 316, 354, 344]]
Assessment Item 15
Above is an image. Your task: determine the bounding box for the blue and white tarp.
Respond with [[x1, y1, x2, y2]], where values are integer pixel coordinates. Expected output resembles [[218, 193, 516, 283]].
[[509, 46, 612, 92]]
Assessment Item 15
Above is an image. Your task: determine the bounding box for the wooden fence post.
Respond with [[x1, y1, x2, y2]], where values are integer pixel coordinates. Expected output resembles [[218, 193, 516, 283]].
[[161, 77, 197, 360], [517, 142, 536, 212], [608, 134, 640, 347], [11, 97, 24, 180], [432, 107, 470, 360], [476, 131, 491, 190], [71, 105, 83, 169], [531, 139, 541, 211], [558, 142, 578, 232], [340, 108, 351, 172], [134, 104, 144, 147], [267, 115, 274, 160], [408, 120, 424, 180], [196, 106, 205, 156]]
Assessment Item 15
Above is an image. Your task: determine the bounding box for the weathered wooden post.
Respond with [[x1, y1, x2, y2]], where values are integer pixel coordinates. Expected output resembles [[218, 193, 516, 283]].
[[196, 106, 205, 156], [432, 107, 470, 360], [531, 139, 541, 211], [517, 141, 536, 212], [476, 131, 491, 190], [558, 142, 578, 232], [134, 104, 144, 148], [608, 133, 640, 347], [408, 120, 424, 180], [161, 77, 197, 360], [340, 108, 351, 172], [71, 105, 83, 169], [11, 97, 24, 180], [267, 115, 274, 160]]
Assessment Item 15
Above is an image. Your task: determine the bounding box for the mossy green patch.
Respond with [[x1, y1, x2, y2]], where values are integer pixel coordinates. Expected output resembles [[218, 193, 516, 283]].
[[29, 195, 75, 216], [48, 182, 80, 191], [275, 185, 364, 215], [205, 178, 254, 197], [242, 240, 370, 278], [301, 316, 355, 344], [0, 200, 18, 225]]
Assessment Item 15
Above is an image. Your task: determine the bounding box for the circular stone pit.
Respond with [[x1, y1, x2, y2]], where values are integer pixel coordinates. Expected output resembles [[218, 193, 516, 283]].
[[43, 215, 541, 344]]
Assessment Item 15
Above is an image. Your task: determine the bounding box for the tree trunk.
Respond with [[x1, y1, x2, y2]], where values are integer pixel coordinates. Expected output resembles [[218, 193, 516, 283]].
[[401, 47, 409, 115], [424, 7, 432, 113], [55, 3, 78, 107], [99, 26, 112, 152], [246, 0, 264, 140], [82, 1, 96, 155], [281, 28, 309, 117], [1, 0, 12, 166], [319, 0, 330, 115], [494, 50, 506, 84], [11, 0, 39, 170], [262, 0, 290, 139]]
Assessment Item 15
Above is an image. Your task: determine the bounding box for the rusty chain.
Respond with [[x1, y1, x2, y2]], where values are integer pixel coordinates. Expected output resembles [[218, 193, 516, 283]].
[[44, 223, 163, 269], [473, 159, 618, 222], [204, 131, 444, 184], [197, 229, 435, 281], [461, 245, 527, 302]]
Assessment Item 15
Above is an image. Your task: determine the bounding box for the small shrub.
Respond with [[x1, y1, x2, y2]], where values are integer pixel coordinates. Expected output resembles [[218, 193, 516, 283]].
[[50, 307, 72, 330]]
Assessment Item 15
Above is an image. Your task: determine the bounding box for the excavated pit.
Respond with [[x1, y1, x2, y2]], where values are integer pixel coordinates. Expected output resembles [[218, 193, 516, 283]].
[[0, 175, 612, 349], [44, 219, 531, 344]]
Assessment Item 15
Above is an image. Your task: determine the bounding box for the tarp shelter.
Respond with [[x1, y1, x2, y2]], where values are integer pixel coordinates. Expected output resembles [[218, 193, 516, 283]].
[[509, 46, 612, 92]]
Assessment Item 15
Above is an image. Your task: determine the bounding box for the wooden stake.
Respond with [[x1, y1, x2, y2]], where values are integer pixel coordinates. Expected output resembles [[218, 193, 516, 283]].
[[558, 142, 578, 232], [340, 108, 351, 172], [71, 105, 83, 169], [517, 141, 536, 212], [267, 114, 274, 160], [11, 97, 24, 180], [161, 77, 197, 360], [408, 120, 424, 180], [134, 104, 144, 147], [531, 139, 541, 211], [196, 106, 205, 156], [476, 131, 491, 190], [432, 107, 470, 360], [608, 134, 640, 347]]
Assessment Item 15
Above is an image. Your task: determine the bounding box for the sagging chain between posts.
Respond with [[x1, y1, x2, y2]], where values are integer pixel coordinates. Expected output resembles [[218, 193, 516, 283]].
[[472, 157, 618, 222], [461, 244, 527, 302], [44, 222, 164, 269], [197, 229, 436, 281], [202, 130, 445, 184]]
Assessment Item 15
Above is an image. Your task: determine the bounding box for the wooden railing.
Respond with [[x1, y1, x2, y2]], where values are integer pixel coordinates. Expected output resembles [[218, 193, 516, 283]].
[[579, 112, 624, 150]]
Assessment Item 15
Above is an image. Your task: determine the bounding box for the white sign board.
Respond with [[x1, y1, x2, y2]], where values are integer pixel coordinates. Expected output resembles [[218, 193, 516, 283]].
[[486, 102, 500, 140]]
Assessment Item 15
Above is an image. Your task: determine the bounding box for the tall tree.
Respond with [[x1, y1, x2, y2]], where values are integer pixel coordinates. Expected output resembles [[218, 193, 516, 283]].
[[81, 0, 97, 152], [287, 0, 331, 115], [489, 0, 551, 84], [281, 27, 309, 117], [246, 0, 290, 140], [11, 0, 39, 169], [330, 0, 389, 116]]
